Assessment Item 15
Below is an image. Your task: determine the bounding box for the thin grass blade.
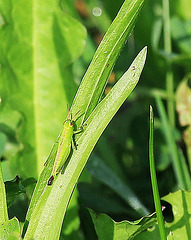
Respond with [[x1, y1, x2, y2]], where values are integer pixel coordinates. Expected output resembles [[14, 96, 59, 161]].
[[149, 105, 166, 240]]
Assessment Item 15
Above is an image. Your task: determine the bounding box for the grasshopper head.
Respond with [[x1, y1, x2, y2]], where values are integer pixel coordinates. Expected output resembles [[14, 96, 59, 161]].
[[65, 107, 81, 130], [64, 119, 74, 130]]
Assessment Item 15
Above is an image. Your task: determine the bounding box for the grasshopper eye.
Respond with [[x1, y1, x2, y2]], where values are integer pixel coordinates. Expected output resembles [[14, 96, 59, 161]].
[[70, 122, 73, 127]]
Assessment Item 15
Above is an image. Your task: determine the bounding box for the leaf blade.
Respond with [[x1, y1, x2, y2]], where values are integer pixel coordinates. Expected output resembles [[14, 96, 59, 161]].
[[24, 47, 147, 240], [71, 0, 145, 124], [0, 0, 86, 178]]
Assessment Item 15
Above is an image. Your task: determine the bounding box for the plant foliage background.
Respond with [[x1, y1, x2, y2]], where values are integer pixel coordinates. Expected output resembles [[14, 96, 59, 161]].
[[0, 0, 191, 239]]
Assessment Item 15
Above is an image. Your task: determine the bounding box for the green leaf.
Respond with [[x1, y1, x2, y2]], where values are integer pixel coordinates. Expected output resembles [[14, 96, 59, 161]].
[[134, 225, 161, 240], [163, 190, 191, 240], [0, 0, 87, 178], [134, 190, 191, 239], [89, 209, 157, 240], [71, 0, 145, 125], [149, 106, 166, 240], [23, 46, 147, 240], [0, 217, 21, 240]]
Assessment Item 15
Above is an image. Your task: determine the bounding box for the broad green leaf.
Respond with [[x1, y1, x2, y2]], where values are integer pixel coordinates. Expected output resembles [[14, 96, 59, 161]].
[[0, 0, 87, 178], [163, 190, 191, 240], [134, 225, 161, 240], [0, 217, 21, 240], [23, 46, 147, 240], [71, 0, 145, 125], [89, 209, 157, 240], [135, 190, 191, 239], [168, 231, 175, 240]]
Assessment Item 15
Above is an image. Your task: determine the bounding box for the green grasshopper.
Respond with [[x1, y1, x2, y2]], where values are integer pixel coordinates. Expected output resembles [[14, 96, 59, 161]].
[[47, 109, 83, 186]]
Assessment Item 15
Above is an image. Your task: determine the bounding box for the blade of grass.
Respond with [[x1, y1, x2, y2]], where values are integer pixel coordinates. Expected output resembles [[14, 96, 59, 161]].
[[149, 105, 166, 240], [155, 96, 191, 190]]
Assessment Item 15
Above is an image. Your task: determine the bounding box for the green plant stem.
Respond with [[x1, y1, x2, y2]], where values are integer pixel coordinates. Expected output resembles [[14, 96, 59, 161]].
[[162, 0, 175, 127], [149, 106, 166, 240]]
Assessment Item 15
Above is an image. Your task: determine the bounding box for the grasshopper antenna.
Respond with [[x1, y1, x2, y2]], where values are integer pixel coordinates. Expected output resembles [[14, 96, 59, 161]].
[[66, 104, 71, 119], [72, 110, 81, 121], [66, 105, 81, 121]]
